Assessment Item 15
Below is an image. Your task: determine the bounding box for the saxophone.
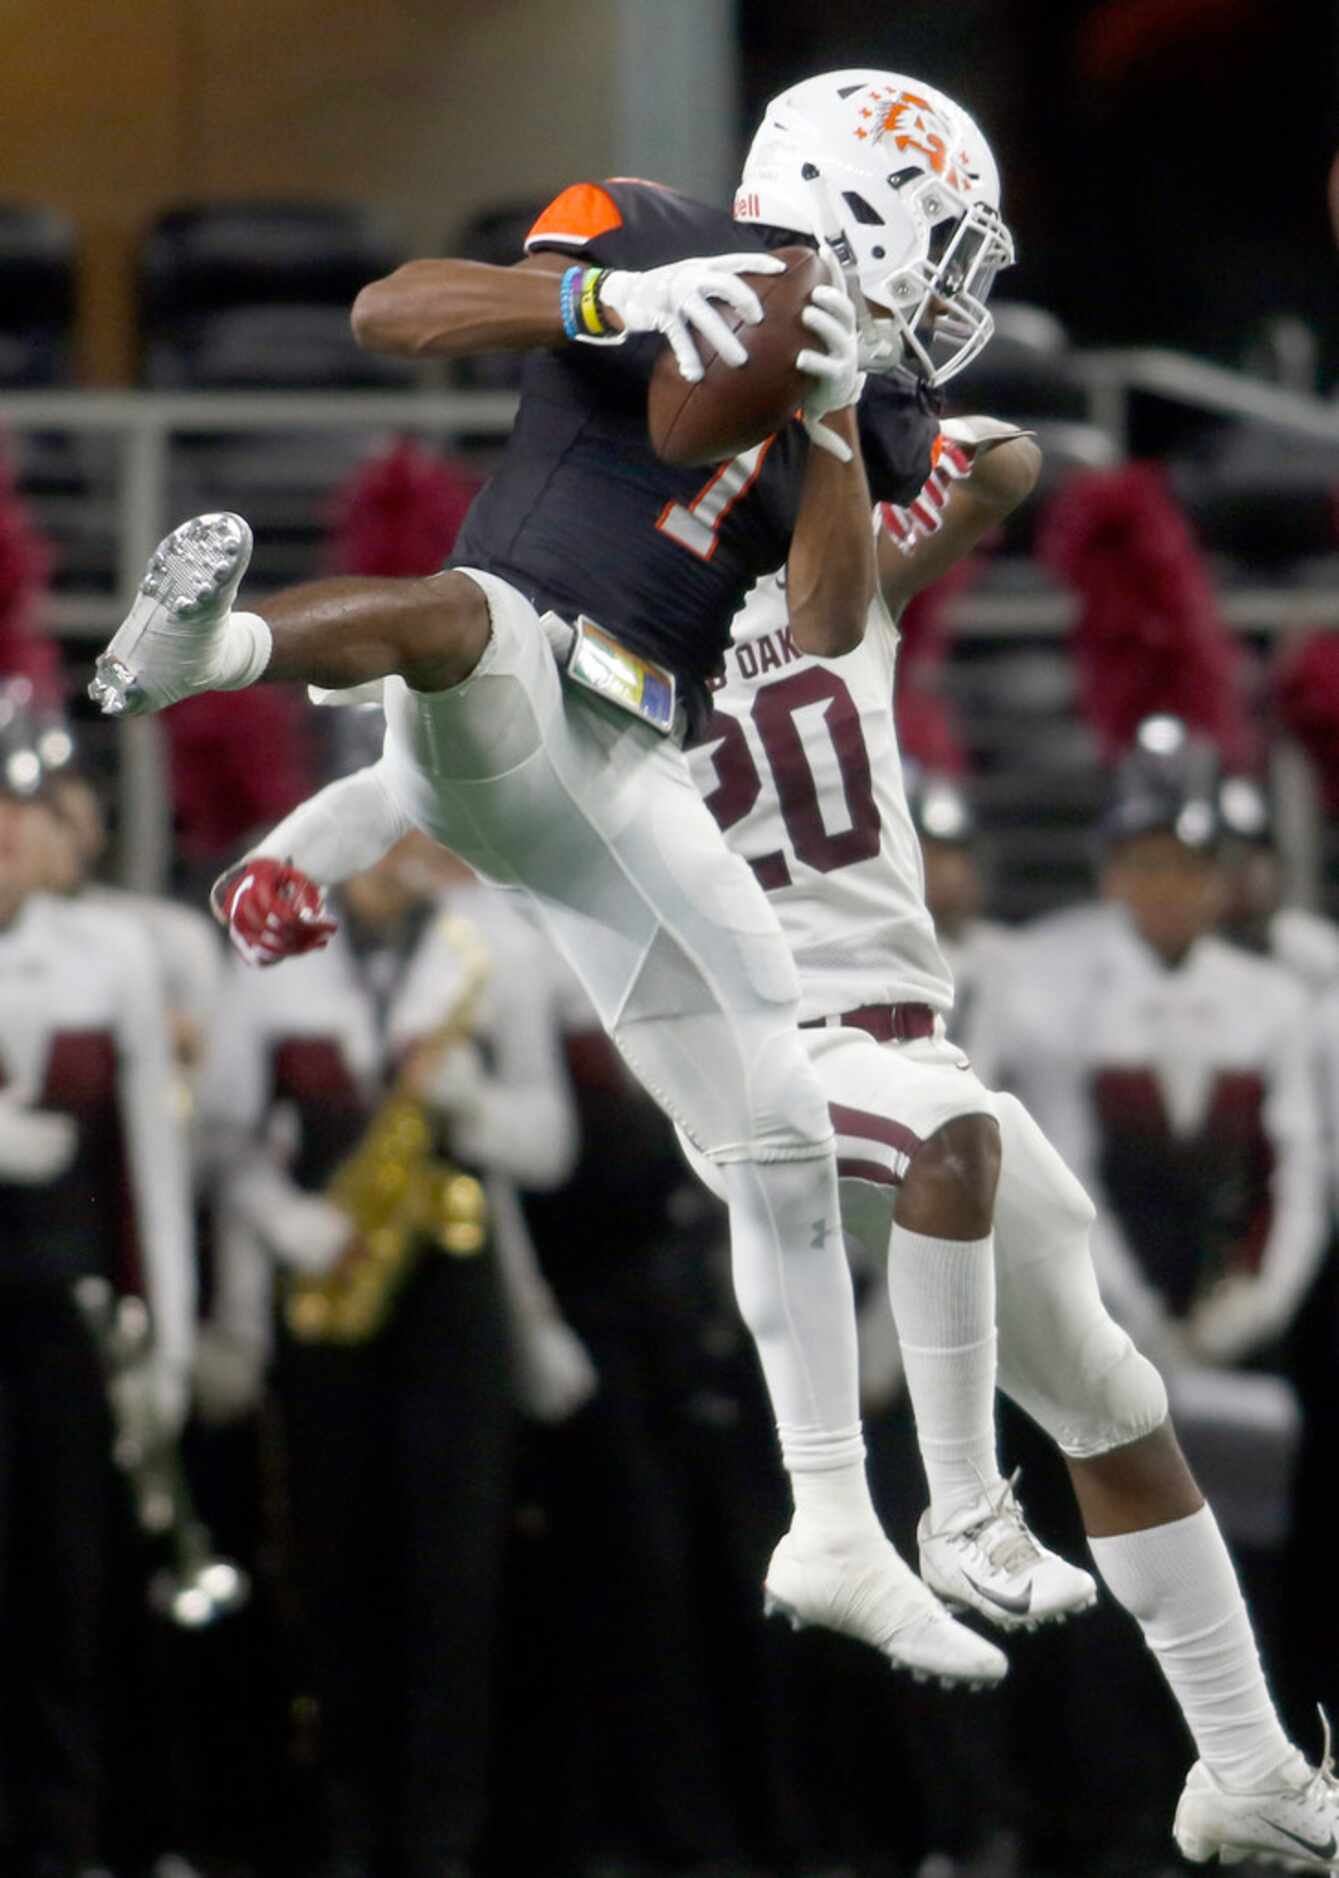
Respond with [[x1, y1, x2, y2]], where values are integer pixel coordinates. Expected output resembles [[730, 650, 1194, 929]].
[[284, 912, 492, 1344]]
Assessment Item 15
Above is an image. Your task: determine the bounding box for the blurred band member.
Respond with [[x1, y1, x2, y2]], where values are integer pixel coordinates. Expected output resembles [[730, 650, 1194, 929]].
[[989, 719, 1327, 1375], [1216, 772, 1339, 995], [34, 726, 223, 1085], [199, 830, 582, 1878], [0, 711, 193, 1878]]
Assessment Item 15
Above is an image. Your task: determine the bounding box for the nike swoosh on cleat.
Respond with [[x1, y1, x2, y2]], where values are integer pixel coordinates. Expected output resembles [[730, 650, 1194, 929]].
[[960, 1571, 1032, 1616], [1260, 1819, 1338, 1860]]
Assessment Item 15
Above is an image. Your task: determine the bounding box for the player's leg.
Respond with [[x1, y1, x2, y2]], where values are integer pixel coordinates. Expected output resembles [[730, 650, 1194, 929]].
[[89, 511, 488, 716], [383, 572, 1001, 1686], [991, 1092, 1339, 1869], [891, 1110, 1005, 1535], [540, 826, 1004, 1686], [815, 1031, 1096, 1628]]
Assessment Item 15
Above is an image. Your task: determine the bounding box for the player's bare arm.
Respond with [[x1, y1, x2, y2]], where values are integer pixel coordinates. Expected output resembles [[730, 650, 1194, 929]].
[[352, 246, 784, 385], [878, 419, 1041, 617], [352, 252, 581, 357], [264, 247, 840, 696], [785, 408, 875, 656], [783, 271, 875, 657]]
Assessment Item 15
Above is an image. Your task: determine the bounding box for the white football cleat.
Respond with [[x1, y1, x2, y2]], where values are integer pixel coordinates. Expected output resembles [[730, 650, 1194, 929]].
[[1174, 1713, 1339, 1870], [89, 512, 253, 716], [918, 1471, 1098, 1634], [763, 1530, 1008, 1689]]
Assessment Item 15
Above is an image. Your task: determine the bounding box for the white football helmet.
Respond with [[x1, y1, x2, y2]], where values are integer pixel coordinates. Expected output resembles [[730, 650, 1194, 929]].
[[735, 70, 1015, 385]]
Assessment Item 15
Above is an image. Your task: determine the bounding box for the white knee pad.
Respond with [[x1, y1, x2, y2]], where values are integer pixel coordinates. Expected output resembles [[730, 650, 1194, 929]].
[[726, 1023, 835, 1163], [1055, 1315, 1169, 1460], [998, 1293, 1169, 1460], [618, 1009, 833, 1164]]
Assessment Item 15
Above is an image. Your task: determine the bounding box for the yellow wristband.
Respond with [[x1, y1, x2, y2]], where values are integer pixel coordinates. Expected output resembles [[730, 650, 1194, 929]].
[[580, 269, 608, 337]]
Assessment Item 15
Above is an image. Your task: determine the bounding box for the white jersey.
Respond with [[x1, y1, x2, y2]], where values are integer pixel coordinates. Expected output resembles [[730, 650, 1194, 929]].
[[198, 881, 577, 1359], [686, 573, 954, 1024], [86, 885, 223, 1037], [201, 883, 575, 1193], [0, 892, 194, 1374], [981, 908, 1326, 1352]]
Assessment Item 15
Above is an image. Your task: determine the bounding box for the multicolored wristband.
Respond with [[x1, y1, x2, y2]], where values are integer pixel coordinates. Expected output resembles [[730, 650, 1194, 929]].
[[561, 265, 613, 341], [559, 265, 585, 340], [579, 268, 611, 336]]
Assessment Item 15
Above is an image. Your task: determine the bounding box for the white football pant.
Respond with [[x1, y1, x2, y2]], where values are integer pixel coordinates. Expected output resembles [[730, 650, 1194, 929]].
[[684, 1020, 1168, 1459], [378, 570, 863, 1472]]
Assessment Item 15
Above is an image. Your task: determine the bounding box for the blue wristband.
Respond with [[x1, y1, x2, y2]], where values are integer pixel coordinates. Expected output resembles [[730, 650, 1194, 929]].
[[560, 265, 584, 341]]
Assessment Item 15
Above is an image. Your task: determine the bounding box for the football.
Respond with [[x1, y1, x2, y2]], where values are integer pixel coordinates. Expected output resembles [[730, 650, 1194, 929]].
[[647, 245, 821, 468]]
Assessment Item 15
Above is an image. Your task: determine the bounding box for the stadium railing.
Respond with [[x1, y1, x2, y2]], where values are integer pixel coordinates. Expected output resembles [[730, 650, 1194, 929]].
[[0, 354, 1334, 894]]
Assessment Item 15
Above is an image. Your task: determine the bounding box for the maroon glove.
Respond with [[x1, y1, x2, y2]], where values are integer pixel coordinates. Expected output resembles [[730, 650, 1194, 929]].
[[211, 858, 337, 967]]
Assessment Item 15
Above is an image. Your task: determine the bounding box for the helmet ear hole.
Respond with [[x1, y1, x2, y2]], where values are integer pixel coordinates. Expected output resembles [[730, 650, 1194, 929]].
[[841, 191, 884, 226]]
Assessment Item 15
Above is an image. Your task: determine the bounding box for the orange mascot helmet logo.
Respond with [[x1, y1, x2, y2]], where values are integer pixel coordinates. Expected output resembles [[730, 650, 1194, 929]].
[[853, 86, 980, 195]]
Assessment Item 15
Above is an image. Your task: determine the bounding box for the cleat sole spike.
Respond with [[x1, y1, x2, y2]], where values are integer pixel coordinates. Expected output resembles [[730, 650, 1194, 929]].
[[87, 512, 253, 715]]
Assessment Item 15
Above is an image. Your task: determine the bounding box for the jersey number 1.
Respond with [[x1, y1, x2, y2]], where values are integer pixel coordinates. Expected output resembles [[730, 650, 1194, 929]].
[[700, 667, 880, 888], [656, 440, 776, 560]]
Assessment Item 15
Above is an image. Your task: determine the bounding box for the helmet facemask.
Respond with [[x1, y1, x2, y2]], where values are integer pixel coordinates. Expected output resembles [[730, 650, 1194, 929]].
[[838, 176, 1015, 385]]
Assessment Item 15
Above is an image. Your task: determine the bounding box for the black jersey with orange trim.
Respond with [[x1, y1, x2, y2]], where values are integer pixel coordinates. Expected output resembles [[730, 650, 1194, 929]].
[[449, 179, 938, 729]]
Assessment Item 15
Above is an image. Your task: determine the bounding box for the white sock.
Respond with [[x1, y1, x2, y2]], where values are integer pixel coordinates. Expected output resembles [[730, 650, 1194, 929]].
[[213, 609, 273, 690], [788, 1458, 886, 1551], [720, 1154, 881, 1549], [887, 1224, 1001, 1527], [1089, 1505, 1294, 1790]]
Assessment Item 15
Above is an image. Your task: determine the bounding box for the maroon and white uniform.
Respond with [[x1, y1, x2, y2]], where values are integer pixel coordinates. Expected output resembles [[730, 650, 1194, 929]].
[[988, 911, 1327, 1364], [86, 886, 224, 1049], [681, 426, 1174, 1458], [685, 457, 988, 1210], [198, 882, 584, 1407], [688, 546, 955, 1029], [0, 892, 194, 1383]]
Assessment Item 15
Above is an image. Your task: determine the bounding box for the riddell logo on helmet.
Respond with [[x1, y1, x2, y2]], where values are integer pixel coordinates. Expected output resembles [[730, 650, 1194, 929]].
[[854, 86, 979, 192], [734, 190, 763, 220]]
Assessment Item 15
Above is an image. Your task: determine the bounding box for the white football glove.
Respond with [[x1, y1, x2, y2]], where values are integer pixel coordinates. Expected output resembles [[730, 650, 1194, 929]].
[[0, 1094, 78, 1183], [940, 415, 1036, 450], [595, 251, 785, 383], [795, 253, 864, 463]]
